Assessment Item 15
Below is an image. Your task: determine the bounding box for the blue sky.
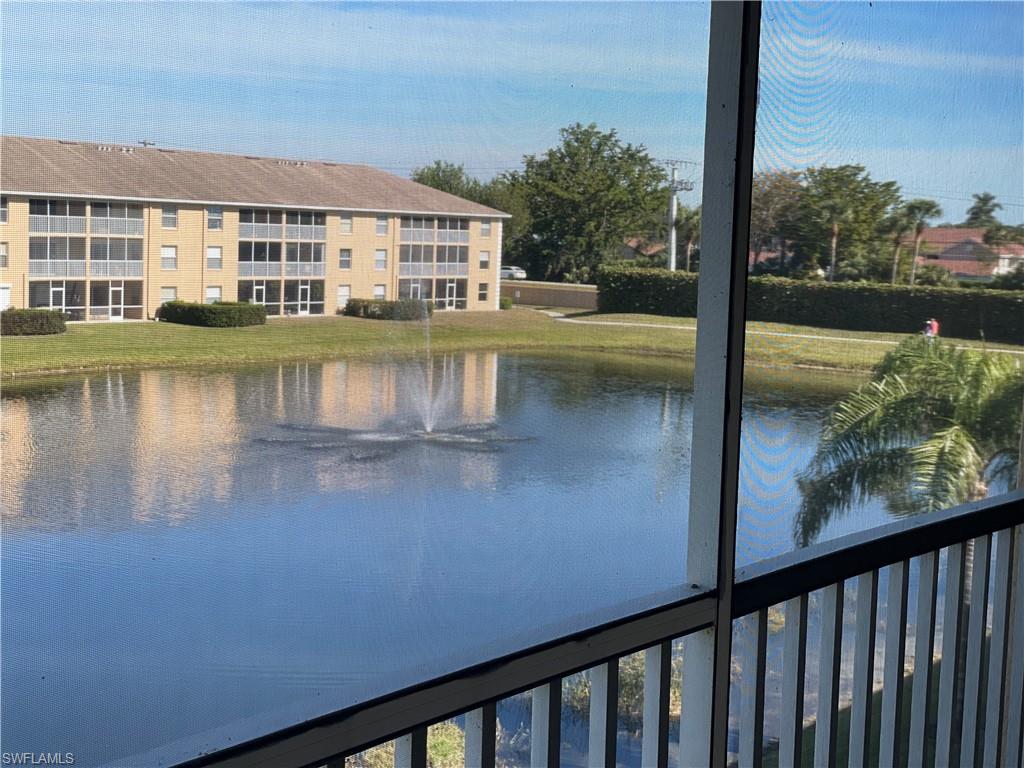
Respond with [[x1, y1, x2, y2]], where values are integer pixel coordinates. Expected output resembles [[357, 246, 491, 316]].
[[2, 1, 1021, 222]]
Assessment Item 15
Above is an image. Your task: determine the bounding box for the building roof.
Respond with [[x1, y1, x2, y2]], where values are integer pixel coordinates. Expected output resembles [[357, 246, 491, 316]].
[[0, 135, 508, 218], [622, 237, 666, 257], [905, 226, 1024, 259]]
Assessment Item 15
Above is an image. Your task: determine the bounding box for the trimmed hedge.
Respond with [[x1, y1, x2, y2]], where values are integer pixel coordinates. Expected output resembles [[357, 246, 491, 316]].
[[342, 298, 434, 321], [1, 308, 67, 335], [596, 266, 1024, 344], [499, 296, 514, 310], [159, 301, 266, 327]]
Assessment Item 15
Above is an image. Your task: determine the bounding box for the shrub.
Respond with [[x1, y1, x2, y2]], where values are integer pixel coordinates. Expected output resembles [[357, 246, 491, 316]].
[[596, 265, 1024, 344], [159, 301, 266, 327], [342, 298, 433, 320], [1, 308, 67, 335], [499, 296, 514, 310]]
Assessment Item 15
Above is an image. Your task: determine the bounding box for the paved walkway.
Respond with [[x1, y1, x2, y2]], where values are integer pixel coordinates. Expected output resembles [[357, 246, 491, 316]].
[[537, 310, 1024, 356]]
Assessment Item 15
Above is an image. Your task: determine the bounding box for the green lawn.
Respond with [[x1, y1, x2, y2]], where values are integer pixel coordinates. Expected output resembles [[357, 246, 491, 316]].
[[2, 308, 1021, 380]]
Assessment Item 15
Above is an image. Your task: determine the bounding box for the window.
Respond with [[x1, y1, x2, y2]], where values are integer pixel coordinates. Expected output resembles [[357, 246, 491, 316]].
[[159, 287, 177, 304], [28, 199, 86, 232], [375, 249, 387, 270], [437, 217, 469, 243], [0, 243, 6, 268], [238, 279, 281, 315], [336, 284, 351, 309], [481, 220, 491, 237], [161, 205, 177, 229], [205, 286, 222, 304], [207, 246, 222, 270], [285, 242, 325, 275], [28, 280, 86, 319], [0, 196, 7, 224], [399, 244, 434, 275], [435, 244, 468, 275], [239, 208, 283, 238], [207, 206, 223, 230], [237, 241, 282, 275], [373, 284, 386, 300], [478, 282, 488, 301], [400, 216, 435, 242], [338, 248, 352, 269], [160, 245, 177, 270], [479, 250, 490, 269], [376, 215, 389, 236], [340, 214, 353, 234]]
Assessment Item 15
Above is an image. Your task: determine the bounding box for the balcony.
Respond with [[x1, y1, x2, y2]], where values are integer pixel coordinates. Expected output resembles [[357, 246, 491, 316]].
[[284, 262, 325, 277], [29, 259, 87, 277], [238, 262, 282, 277], [90, 261, 144, 277], [399, 229, 435, 243], [91, 218, 145, 236], [436, 229, 470, 244], [239, 223, 283, 239], [29, 214, 87, 233]]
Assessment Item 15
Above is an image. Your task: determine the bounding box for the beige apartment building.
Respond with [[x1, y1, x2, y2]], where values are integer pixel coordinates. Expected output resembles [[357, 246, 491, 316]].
[[0, 136, 507, 319]]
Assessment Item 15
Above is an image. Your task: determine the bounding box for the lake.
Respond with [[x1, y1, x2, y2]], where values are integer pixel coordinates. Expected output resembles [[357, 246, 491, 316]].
[[3, 351, 882, 767]]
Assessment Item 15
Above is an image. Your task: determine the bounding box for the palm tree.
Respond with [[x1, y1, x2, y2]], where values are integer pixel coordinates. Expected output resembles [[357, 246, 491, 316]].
[[963, 192, 1003, 228], [883, 206, 914, 285], [795, 337, 1023, 547], [820, 198, 852, 282], [675, 206, 701, 272], [905, 199, 943, 286]]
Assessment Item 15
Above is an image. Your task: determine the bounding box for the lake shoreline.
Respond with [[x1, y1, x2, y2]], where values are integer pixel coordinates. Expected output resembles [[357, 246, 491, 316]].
[[3, 308, 1018, 383]]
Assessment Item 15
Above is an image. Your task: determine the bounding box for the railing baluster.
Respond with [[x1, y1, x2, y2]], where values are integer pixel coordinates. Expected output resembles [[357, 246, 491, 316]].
[[983, 528, 1015, 766], [1005, 527, 1024, 768], [530, 681, 561, 768], [936, 542, 967, 767], [908, 550, 938, 768], [814, 582, 843, 768], [394, 729, 427, 768], [880, 559, 910, 767], [738, 609, 767, 768], [779, 594, 808, 767], [641, 641, 672, 768], [464, 703, 497, 768], [848, 569, 878, 768], [587, 661, 618, 768], [960, 534, 993, 767]]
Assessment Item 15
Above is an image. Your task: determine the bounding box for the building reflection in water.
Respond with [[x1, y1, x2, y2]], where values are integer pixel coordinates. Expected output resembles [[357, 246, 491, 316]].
[[1, 352, 499, 531]]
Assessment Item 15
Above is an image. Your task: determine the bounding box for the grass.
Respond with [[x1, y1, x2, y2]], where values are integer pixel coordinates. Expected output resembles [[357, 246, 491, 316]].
[[2, 308, 1021, 381]]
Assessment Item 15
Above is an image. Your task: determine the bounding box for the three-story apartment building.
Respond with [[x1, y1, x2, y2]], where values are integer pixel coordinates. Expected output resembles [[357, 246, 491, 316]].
[[0, 136, 507, 319]]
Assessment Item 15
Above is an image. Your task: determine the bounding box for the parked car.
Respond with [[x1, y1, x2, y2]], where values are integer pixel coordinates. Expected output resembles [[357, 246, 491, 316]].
[[500, 266, 527, 280]]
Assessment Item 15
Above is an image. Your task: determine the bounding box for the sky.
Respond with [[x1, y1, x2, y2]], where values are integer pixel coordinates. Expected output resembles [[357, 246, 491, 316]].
[[2, 1, 1021, 222]]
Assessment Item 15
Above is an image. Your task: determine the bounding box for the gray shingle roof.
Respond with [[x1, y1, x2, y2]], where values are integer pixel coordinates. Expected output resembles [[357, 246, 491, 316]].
[[0, 135, 508, 217]]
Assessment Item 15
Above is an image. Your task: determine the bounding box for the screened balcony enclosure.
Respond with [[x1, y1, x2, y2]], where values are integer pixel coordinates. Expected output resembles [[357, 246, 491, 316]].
[[2, 2, 1022, 768]]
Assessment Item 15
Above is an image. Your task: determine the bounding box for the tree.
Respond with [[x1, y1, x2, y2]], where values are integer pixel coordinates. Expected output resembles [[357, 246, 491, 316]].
[[882, 205, 914, 284], [904, 199, 943, 286], [990, 262, 1024, 290], [512, 123, 667, 282], [676, 206, 701, 272], [411, 161, 486, 202], [797, 165, 900, 282], [749, 170, 803, 268], [963, 192, 1003, 228], [795, 337, 1023, 546]]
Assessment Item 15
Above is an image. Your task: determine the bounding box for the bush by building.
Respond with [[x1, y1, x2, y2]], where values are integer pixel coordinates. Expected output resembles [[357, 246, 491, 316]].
[[159, 301, 267, 327], [342, 299, 434, 321], [499, 296, 514, 310], [1, 308, 67, 335], [596, 265, 1024, 344]]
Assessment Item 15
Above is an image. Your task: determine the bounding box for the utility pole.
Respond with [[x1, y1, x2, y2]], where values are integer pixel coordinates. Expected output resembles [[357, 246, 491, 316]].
[[668, 165, 679, 271]]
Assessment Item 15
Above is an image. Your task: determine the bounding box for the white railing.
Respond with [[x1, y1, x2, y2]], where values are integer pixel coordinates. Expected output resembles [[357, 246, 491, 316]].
[[436, 229, 470, 243], [90, 261, 144, 277], [400, 229, 435, 243], [283, 262, 325, 277], [284, 224, 326, 241], [29, 215, 87, 233], [435, 263, 469, 276], [238, 223, 283, 239], [90, 218, 145, 236], [29, 260, 87, 277], [238, 262, 282, 277], [399, 263, 434, 276]]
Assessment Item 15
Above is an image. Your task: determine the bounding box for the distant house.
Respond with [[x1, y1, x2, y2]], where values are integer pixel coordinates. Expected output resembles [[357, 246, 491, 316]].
[[619, 237, 666, 262], [909, 227, 1024, 282]]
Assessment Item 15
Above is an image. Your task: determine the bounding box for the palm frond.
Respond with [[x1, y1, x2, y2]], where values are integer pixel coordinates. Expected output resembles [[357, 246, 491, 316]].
[[909, 425, 985, 512]]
